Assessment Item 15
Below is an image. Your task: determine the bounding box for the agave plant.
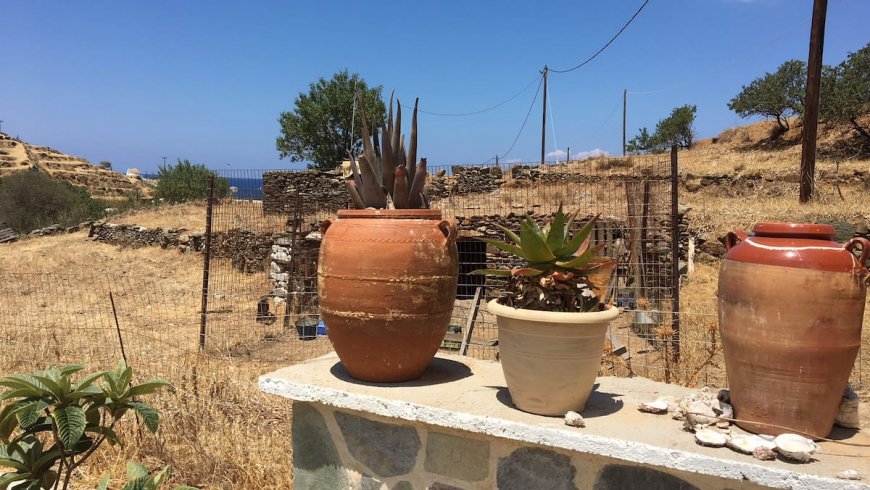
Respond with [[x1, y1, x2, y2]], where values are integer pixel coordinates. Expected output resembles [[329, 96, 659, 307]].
[[346, 93, 428, 209], [472, 206, 615, 312]]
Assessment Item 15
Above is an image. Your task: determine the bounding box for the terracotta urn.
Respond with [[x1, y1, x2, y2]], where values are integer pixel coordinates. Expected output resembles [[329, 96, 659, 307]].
[[488, 300, 620, 416], [318, 209, 458, 382], [717, 222, 869, 438]]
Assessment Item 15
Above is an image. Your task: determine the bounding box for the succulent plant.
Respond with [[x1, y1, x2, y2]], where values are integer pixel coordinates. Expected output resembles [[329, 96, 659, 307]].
[[472, 205, 615, 312], [346, 93, 428, 209]]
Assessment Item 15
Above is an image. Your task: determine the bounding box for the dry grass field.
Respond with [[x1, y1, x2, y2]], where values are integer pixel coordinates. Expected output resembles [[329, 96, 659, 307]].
[[0, 122, 868, 487]]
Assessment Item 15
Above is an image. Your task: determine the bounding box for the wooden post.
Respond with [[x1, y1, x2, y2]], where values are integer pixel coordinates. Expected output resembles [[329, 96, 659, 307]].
[[623, 89, 627, 157], [541, 66, 548, 166], [199, 175, 215, 351], [799, 0, 828, 203]]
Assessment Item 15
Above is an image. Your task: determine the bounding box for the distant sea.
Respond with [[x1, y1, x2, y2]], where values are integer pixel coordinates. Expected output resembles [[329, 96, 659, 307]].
[[142, 174, 265, 200]]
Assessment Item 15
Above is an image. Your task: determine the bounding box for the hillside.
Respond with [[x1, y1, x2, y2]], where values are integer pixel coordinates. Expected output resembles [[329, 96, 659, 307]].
[[0, 132, 153, 200]]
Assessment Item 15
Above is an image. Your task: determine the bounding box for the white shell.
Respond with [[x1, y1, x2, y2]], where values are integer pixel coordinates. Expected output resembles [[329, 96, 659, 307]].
[[727, 434, 774, 454], [695, 428, 728, 447], [638, 399, 669, 414], [836, 469, 861, 481], [774, 433, 818, 462], [564, 411, 585, 428]]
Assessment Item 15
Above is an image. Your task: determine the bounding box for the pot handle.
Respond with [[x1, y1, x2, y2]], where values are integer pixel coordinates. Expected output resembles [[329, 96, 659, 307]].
[[845, 237, 870, 268], [438, 219, 459, 245], [724, 230, 748, 251], [320, 219, 332, 234]]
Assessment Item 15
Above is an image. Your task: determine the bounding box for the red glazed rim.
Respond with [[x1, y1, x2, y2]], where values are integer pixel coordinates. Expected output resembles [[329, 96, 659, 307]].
[[751, 222, 835, 239], [337, 209, 443, 220]]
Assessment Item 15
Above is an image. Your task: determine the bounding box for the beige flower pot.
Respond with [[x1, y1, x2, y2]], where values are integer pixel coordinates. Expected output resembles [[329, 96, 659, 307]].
[[488, 299, 620, 416]]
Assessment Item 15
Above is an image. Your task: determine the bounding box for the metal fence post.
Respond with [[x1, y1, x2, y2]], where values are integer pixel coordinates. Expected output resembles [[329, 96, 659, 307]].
[[199, 175, 215, 351], [670, 145, 681, 361]]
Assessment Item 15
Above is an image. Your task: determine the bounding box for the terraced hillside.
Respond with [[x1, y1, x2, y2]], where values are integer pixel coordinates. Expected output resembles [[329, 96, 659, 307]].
[[0, 132, 153, 200]]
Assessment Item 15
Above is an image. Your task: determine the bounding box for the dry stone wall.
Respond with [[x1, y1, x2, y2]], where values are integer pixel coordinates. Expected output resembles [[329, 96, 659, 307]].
[[262, 170, 347, 215]]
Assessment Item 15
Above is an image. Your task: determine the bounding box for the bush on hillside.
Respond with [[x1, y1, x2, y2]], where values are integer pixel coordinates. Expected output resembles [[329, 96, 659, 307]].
[[0, 170, 104, 233], [156, 159, 229, 203]]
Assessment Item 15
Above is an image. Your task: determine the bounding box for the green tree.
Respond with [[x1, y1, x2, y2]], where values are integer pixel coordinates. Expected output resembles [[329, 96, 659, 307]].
[[155, 159, 229, 203], [98, 161, 112, 170], [276, 70, 386, 171], [626, 105, 698, 153], [821, 42, 870, 143], [728, 60, 807, 132], [0, 171, 103, 233]]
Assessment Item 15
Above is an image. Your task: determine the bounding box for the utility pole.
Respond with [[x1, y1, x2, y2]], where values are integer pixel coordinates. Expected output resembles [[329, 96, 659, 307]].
[[800, 0, 828, 203], [161, 156, 167, 167], [495, 155, 499, 166], [567, 147, 570, 164], [623, 89, 628, 157], [0, 120, 4, 133], [541, 65, 548, 166]]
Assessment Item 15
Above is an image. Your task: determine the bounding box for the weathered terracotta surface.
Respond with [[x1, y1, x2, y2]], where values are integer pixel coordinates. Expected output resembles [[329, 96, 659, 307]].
[[488, 300, 620, 416], [718, 222, 869, 438], [318, 209, 458, 382]]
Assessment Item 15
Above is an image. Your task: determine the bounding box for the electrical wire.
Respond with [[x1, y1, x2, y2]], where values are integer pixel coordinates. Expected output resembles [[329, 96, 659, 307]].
[[589, 98, 623, 141], [401, 74, 542, 117], [550, 0, 650, 74], [547, 77, 558, 154], [496, 75, 545, 161]]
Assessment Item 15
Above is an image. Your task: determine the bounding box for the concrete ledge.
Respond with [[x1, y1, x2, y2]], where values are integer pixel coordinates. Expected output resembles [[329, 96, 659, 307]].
[[259, 353, 868, 490]]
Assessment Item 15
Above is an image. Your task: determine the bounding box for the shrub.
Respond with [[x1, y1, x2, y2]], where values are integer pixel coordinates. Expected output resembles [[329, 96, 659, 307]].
[[155, 160, 229, 203], [0, 362, 194, 489], [0, 171, 104, 233]]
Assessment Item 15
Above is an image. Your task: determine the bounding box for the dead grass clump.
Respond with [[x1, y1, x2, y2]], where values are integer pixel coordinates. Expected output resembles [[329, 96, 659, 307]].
[[595, 157, 634, 171]]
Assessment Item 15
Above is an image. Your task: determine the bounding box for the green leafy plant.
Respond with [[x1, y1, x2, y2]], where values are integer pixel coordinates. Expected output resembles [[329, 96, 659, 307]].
[[96, 462, 197, 490], [346, 94, 429, 209], [0, 362, 170, 490], [155, 159, 229, 203], [471, 206, 615, 312]]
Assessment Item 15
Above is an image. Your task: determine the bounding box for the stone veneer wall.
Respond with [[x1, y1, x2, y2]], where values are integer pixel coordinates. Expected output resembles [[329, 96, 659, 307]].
[[291, 401, 769, 490]]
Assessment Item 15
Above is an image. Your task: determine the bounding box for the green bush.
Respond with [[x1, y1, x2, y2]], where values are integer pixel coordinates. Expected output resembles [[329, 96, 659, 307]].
[[155, 160, 229, 203], [0, 171, 104, 233], [0, 362, 195, 490]]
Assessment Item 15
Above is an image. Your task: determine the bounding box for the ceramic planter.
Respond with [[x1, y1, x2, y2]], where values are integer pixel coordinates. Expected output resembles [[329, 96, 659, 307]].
[[488, 299, 620, 416], [318, 209, 458, 382], [718, 222, 869, 438]]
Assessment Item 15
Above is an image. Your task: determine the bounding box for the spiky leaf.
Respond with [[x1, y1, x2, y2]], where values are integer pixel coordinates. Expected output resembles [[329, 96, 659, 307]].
[[519, 220, 556, 263]]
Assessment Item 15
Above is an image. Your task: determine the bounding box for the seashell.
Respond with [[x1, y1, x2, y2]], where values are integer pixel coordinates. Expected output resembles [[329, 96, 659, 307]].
[[727, 434, 773, 454], [774, 433, 818, 462], [836, 469, 861, 481], [695, 428, 728, 447], [715, 401, 733, 421], [717, 389, 731, 404], [564, 411, 585, 428], [638, 399, 669, 414], [684, 400, 718, 430], [752, 447, 776, 461]]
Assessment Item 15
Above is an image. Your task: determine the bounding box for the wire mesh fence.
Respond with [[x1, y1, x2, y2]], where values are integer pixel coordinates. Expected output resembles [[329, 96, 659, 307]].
[[196, 152, 706, 381]]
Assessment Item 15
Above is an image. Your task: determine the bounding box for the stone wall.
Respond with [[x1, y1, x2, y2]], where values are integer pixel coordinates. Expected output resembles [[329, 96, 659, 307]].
[[262, 170, 347, 215], [290, 401, 773, 490]]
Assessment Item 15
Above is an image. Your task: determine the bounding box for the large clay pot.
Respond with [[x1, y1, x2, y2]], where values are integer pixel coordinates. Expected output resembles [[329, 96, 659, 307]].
[[718, 222, 869, 438], [488, 300, 620, 416], [318, 209, 458, 382]]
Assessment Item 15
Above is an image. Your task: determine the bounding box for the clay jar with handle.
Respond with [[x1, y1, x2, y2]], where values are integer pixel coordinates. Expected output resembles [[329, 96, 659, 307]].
[[318, 209, 458, 383], [717, 222, 869, 438]]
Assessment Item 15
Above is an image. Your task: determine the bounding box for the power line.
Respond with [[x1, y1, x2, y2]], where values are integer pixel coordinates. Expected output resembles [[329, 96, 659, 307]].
[[402, 74, 542, 117], [497, 75, 545, 161], [550, 0, 650, 74]]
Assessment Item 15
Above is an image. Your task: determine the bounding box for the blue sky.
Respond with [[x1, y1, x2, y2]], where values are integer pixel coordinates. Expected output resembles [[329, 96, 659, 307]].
[[1, 0, 868, 172]]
